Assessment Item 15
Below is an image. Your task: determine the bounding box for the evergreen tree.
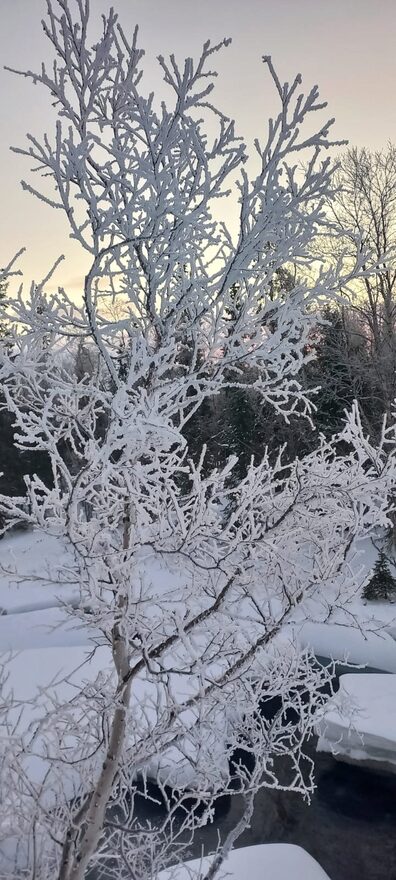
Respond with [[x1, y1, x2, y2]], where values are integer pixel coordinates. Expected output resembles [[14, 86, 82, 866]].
[[362, 551, 396, 601]]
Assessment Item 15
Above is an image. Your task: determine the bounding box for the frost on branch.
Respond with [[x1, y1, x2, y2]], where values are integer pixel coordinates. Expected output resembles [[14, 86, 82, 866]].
[[0, 2, 394, 880]]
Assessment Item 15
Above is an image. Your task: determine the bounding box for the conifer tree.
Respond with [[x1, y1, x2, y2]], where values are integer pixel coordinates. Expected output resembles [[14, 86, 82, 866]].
[[363, 551, 396, 601]]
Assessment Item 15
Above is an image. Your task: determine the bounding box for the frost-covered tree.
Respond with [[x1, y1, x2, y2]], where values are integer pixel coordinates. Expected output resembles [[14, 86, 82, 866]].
[[0, 3, 395, 880]]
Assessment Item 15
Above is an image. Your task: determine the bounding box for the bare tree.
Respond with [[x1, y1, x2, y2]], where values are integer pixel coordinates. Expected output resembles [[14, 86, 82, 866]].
[[327, 146, 396, 431], [0, 3, 394, 880]]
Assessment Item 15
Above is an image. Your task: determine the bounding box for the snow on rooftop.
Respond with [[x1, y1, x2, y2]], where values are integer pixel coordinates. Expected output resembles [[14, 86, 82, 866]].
[[294, 620, 396, 672], [316, 673, 396, 770], [158, 843, 331, 880]]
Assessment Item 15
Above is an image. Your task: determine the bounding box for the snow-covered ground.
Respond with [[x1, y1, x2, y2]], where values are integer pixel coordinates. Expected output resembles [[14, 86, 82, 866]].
[[0, 531, 234, 793], [2, 530, 396, 665], [294, 620, 396, 673], [316, 673, 396, 772], [2, 528, 396, 799], [0, 530, 80, 613], [287, 534, 396, 671], [158, 843, 331, 880]]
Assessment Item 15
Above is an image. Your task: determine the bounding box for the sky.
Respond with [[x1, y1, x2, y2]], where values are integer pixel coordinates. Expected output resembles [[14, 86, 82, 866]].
[[1, 0, 396, 296]]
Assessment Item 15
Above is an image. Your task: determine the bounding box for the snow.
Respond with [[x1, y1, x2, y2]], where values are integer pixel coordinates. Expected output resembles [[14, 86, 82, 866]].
[[0, 531, 97, 649], [285, 534, 396, 673], [0, 531, 233, 791], [0, 606, 93, 650], [4, 530, 396, 668], [316, 673, 396, 770], [3, 645, 111, 795], [3, 528, 396, 798], [294, 620, 396, 673], [1, 639, 232, 794], [0, 530, 79, 612], [158, 844, 331, 880], [4, 645, 109, 712]]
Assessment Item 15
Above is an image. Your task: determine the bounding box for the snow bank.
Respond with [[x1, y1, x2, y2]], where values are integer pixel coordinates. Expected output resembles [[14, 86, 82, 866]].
[[158, 843, 331, 880], [316, 673, 396, 770], [2, 641, 230, 794], [0, 530, 78, 612], [0, 530, 233, 792], [1, 645, 112, 805], [3, 529, 396, 798], [0, 606, 94, 650], [294, 621, 396, 672]]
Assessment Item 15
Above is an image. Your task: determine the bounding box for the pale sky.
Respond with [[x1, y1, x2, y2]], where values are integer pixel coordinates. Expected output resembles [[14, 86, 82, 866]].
[[1, 0, 396, 295]]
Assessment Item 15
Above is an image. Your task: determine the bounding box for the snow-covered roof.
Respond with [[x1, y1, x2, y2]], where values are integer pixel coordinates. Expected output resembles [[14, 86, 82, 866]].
[[295, 620, 396, 673], [317, 673, 396, 770], [158, 843, 331, 880]]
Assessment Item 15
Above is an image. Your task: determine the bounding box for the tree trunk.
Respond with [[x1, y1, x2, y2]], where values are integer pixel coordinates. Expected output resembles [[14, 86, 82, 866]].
[[58, 506, 133, 880]]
